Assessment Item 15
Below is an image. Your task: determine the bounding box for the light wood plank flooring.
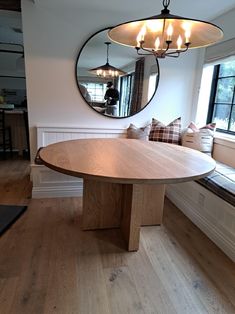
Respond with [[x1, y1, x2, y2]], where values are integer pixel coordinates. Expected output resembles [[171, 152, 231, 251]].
[[0, 160, 234, 314]]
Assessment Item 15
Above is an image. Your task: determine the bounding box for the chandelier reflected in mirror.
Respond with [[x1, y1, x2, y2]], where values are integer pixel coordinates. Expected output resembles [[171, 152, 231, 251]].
[[89, 42, 126, 77], [108, 0, 223, 59]]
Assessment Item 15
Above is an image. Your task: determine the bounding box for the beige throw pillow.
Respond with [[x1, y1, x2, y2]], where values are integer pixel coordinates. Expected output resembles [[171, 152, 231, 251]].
[[127, 123, 150, 140], [181, 122, 216, 155]]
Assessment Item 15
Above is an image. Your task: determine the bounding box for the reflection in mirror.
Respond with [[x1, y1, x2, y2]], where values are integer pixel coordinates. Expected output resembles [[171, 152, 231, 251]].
[[76, 28, 160, 118], [0, 77, 26, 107], [0, 42, 26, 108]]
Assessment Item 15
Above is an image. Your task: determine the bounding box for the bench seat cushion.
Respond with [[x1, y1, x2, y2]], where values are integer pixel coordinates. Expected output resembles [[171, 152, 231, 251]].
[[197, 161, 235, 206]]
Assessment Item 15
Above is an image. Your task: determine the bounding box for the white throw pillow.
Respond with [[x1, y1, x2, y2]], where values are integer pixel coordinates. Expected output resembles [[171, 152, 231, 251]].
[[127, 123, 150, 140], [181, 122, 216, 155]]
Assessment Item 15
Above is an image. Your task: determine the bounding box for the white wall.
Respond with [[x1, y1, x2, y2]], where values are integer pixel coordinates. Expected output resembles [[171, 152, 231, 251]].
[[21, 1, 199, 159], [191, 8, 235, 122]]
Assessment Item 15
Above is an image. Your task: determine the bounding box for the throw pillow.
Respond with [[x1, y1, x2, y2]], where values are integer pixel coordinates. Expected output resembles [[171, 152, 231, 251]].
[[181, 122, 216, 155], [149, 117, 181, 144], [127, 123, 150, 140]]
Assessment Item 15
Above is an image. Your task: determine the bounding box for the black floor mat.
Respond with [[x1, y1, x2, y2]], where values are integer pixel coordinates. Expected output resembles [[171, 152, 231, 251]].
[[0, 205, 27, 236]]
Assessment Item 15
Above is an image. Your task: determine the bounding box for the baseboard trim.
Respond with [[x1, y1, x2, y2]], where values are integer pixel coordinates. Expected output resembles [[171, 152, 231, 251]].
[[166, 186, 235, 262]]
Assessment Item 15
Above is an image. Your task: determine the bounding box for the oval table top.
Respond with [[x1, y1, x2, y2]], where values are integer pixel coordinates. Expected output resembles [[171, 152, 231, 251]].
[[39, 138, 216, 184]]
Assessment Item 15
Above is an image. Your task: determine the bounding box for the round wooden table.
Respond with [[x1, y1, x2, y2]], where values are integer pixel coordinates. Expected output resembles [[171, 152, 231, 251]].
[[40, 138, 216, 251]]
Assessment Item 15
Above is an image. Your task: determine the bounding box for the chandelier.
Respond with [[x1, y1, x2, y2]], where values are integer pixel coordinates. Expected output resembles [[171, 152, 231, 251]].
[[108, 0, 223, 59], [89, 42, 126, 77]]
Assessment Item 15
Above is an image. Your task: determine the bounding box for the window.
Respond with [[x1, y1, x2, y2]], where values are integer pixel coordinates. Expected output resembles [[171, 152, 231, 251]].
[[119, 74, 133, 116], [207, 59, 235, 134], [148, 73, 158, 101], [82, 82, 106, 102]]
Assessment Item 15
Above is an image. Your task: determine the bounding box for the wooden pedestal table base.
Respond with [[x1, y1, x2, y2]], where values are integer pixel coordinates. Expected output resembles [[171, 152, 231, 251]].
[[82, 179, 165, 251], [39, 138, 216, 252]]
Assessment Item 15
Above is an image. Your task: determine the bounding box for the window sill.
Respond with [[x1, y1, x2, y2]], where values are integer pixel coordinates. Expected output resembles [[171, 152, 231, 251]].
[[214, 132, 235, 149]]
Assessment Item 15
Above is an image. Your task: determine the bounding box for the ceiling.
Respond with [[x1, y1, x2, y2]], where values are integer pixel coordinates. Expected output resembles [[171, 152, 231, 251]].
[[1, 0, 235, 76], [0, 0, 235, 47], [35, 0, 235, 21]]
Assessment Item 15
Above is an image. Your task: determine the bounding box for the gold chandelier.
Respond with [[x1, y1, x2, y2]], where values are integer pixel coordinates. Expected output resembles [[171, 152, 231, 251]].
[[89, 42, 126, 77], [108, 0, 223, 59]]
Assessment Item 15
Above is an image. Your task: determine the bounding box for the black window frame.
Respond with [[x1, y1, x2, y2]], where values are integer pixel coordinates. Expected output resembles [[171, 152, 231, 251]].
[[119, 73, 134, 116], [207, 63, 235, 135]]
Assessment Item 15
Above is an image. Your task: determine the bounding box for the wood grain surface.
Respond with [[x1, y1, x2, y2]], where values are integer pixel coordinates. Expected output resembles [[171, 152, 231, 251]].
[[40, 139, 216, 184], [40, 138, 216, 251]]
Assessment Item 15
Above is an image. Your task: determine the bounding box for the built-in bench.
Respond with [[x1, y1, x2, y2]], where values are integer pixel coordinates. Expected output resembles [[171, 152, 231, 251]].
[[31, 127, 235, 261], [167, 136, 235, 262], [197, 161, 235, 207]]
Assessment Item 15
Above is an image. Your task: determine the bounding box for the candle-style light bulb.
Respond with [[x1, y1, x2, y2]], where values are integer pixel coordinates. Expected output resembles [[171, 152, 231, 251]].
[[167, 24, 173, 41], [136, 24, 146, 47], [177, 35, 183, 50], [155, 37, 160, 50], [185, 29, 191, 43]]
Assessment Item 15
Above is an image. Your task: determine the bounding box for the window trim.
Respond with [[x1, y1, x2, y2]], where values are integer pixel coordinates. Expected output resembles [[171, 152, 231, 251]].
[[207, 63, 235, 135]]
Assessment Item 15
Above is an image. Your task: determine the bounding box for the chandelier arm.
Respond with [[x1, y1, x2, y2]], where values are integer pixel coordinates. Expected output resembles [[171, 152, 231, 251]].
[[165, 51, 180, 56], [160, 40, 171, 57], [136, 49, 153, 56], [139, 43, 156, 55], [175, 44, 190, 54], [106, 43, 109, 64], [165, 53, 180, 58], [182, 43, 190, 52], [165, 45, 190, 57]]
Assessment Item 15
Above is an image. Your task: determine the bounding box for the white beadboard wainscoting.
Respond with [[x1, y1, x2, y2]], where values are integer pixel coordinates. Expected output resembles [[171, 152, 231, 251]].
[[31, 126, 127, 198], [36, 126, 127, 147]]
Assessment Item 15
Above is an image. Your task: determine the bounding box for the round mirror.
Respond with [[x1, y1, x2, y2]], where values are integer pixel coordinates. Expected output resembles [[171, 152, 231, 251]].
[[75, 27, 160, 118]]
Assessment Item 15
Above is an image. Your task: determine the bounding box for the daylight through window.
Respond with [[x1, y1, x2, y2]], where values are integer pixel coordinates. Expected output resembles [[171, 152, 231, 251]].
[[207, 59, 235, 134]]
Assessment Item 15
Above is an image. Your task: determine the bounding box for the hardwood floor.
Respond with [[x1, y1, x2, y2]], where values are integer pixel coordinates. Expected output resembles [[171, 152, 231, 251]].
[[0, 160, 235, 314], [0, 158, 32, 205]]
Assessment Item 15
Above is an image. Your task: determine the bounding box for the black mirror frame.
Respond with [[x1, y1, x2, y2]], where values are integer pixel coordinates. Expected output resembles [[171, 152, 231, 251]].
[[75, 26, 160, 119]]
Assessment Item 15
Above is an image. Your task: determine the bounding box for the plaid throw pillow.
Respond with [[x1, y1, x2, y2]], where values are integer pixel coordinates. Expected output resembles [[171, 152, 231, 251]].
[[149, 117, 181, 144]]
